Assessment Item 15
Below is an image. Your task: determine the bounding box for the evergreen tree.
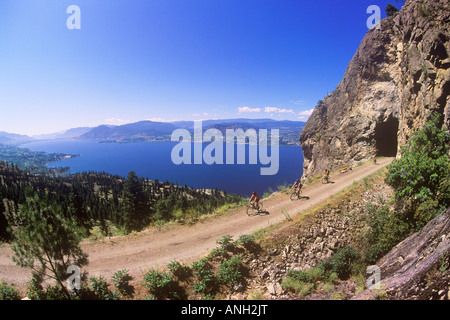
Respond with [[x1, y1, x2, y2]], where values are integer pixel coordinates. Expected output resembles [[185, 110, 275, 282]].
[[385, 4, 399, 17], [69, 187, 90, 234], [8, 193, 88, 299], [123, 171, 149, 231]]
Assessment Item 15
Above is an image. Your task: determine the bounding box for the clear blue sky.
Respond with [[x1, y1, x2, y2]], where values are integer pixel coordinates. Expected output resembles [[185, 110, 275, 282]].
[[0, 0, 402, 136]]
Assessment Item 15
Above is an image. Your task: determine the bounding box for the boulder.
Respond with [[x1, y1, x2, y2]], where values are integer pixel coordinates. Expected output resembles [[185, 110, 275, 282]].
[[266, 282, 283, 296], [354, 208, 450, 300]]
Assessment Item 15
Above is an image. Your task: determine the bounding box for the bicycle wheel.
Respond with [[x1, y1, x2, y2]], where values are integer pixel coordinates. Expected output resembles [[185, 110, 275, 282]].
[[258, 202, 263, 211], [322, 177, 328, 184], [247, 205, 256, 216], [290, 191, 299, 201]]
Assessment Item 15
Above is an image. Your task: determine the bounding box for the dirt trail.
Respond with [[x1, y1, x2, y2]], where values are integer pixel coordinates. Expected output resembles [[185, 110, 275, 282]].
[[0, 157, 393, 288]]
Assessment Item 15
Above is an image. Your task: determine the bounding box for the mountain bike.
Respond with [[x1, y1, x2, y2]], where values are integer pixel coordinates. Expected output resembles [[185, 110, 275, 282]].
[[290, 188, 302, 200], [246, 202, 264, 216], [322, 175, 329, 184]]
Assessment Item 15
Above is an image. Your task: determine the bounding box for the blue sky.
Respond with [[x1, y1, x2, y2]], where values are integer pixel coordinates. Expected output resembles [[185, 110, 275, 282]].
[[0, 0, 402, 136]]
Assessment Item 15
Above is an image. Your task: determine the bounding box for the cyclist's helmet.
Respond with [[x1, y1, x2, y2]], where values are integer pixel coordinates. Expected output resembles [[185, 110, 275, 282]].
[[252, 192, 256, 195]]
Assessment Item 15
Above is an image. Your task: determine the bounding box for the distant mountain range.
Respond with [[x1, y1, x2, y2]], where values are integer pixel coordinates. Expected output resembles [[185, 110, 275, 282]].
[[0, 131, 35, 146], [1, 119, 305, 146]]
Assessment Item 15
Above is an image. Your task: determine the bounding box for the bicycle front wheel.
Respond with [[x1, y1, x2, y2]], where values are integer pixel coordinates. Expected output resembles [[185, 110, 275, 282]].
[[247, 205, 256, 216]]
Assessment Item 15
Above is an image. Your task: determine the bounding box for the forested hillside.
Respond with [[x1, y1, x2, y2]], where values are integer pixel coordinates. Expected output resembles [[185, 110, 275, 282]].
[[0, 162, 242, 241], [0, 144, 74, 175]]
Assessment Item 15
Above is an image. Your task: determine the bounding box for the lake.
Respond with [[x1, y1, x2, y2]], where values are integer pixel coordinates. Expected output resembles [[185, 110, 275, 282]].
[[22, 140, 303, 197]]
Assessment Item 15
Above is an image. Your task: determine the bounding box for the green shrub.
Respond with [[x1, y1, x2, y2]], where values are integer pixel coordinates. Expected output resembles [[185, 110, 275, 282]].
[[237, 234, 260, 252], [363, 202, 410, 264], [281, 278, 314, 297], [217, 256, 243, 286], [283, 266, 340, 297], [143, 269, 175, 299], [43, 285, 71, 300], [282, 248, 359, 298], [167, 260, 192, 280], [324, 246, 361, 280], [0, 280, 21, 300], [112, 269, 133, 296], [286, 269, 311, 283], [286, 266, 338, 285], [25, 278, 46, 300], [385, 113, 450, 231], [193, 281, 208, 295], [237, 234, 255, 247], [25, 277, 71, 300], [216, 234, 235, 251], [208, 247, 228, 259], [89, 275, 121, 300], [191, 258, 217, 296]]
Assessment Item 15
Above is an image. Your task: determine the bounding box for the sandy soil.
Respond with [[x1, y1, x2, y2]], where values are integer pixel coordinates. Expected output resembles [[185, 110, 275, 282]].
[[0, 157, 393, 289]]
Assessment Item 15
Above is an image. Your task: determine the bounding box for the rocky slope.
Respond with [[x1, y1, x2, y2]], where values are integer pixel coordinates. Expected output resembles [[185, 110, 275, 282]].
[[229, 171, 449, 300], [299, 0, 449, 179]]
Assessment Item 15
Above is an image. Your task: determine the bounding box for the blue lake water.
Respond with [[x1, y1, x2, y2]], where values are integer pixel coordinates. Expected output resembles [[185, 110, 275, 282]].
[[22, 140, 303, 197]]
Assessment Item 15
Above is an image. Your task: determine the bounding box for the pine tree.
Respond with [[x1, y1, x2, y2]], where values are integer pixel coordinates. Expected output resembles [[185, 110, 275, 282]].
[[123, 171, 149, 231], [69, 187, 90, 234], [8, 193, 88, 299], [385, 4, 399, 17]]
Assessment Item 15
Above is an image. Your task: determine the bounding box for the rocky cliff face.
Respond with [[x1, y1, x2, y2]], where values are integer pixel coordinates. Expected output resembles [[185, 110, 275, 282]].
[[299, 0, 449, 179]]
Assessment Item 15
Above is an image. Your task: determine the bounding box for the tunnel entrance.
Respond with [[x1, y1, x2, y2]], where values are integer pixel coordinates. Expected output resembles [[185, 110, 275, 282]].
[[374, 115, 399, 157]]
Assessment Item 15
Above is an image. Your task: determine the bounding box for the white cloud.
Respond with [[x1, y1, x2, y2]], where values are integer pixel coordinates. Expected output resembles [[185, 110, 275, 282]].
[[238, 106, 261, 113], [104, 118, 131, 126], [297, 108, 314, 120], [264, 107, 294, 114]]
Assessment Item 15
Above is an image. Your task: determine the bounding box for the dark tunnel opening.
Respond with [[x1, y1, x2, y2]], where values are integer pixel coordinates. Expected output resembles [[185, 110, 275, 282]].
[[374, 115, 399, 157]]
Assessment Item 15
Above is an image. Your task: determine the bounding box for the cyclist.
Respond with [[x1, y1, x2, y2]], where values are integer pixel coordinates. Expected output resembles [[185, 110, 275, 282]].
[[249, 192, 260, 210], [323, 169, 330, 183], [292, 179, 303, 194]]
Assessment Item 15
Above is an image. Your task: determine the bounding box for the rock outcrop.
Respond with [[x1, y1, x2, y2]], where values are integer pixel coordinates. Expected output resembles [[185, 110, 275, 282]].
[[354, 207, 450, 300], [299, 0, 449, 179]]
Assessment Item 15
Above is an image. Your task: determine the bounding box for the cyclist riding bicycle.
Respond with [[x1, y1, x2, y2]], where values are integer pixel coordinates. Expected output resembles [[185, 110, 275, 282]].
[[249, 192, 260, 210], [292, 179, 303, 194], [323, 169, 330, 183]]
